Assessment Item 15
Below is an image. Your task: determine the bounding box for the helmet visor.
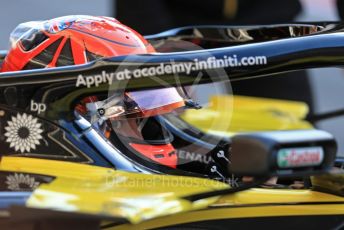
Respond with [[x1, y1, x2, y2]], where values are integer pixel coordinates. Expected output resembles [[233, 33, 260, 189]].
[[86, 87, 197, 121]]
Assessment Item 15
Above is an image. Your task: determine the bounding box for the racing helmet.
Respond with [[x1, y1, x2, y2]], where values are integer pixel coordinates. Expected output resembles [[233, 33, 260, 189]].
[[1, 15, 193, 169], [1, 15, 155, 72]]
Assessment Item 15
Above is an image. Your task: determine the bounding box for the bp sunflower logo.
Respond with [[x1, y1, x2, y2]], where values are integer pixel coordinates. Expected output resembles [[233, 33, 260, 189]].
[[5, 173, 40, 191], [4, 113, 43, 153]]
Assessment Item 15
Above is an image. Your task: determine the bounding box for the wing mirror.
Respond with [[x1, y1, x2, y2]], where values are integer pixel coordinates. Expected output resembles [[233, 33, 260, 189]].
[[229, 130, 337, 177]]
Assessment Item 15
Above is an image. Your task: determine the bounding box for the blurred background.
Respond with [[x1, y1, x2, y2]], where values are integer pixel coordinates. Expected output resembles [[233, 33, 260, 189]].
[[1, 0, 344, 156]]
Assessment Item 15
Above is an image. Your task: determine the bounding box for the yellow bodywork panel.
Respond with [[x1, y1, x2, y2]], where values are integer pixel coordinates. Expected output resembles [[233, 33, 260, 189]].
[[0, 156, 227, 224], [113, 189, 344, 229], [0, 157, 344, 226], [215, 188, 344, 205], [182, 95, 313, 136]]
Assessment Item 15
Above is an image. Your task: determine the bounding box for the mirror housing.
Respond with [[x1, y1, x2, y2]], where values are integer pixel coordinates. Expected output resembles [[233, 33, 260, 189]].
[[229, 130, 337, 177]]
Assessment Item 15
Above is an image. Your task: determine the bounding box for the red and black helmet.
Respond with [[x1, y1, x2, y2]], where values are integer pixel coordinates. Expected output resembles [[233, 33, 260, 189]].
[[1, 15, 155, 72]]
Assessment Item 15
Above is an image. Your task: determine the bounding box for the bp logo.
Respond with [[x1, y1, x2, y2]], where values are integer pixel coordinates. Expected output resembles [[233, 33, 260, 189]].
[[4, 113, 43, 153], [277, 147, 324, 168]]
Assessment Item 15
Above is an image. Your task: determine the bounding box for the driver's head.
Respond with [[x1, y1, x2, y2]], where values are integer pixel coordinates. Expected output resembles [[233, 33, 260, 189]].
[[3, 15, 187, 168]]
